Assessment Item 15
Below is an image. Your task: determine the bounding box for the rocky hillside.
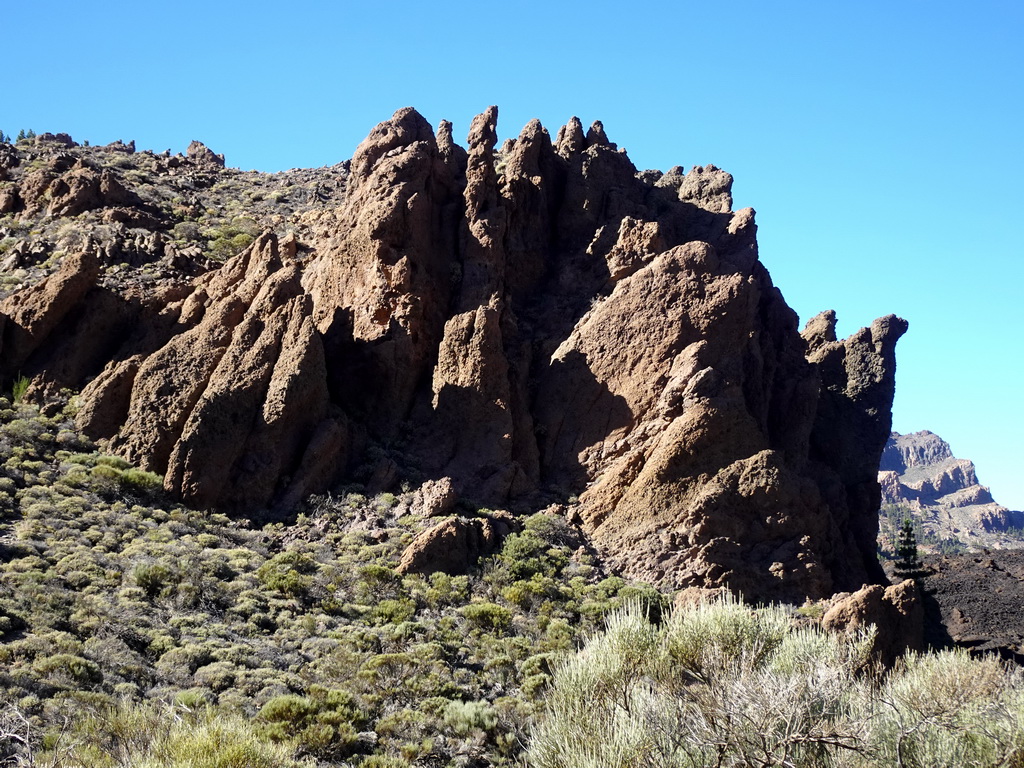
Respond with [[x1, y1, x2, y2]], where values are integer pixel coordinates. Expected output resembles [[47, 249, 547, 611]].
[[0, 108, 906, 603], [879, 431, 1024, 552]]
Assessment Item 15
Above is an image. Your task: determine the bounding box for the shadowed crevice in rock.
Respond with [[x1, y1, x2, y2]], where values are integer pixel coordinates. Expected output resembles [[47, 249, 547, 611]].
[[533, 349, 635, 495]]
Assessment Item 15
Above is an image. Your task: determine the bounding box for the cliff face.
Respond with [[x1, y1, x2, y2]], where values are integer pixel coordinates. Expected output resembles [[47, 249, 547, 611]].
[[0, 109, 906, 601], [879, 431, 1024, 551]]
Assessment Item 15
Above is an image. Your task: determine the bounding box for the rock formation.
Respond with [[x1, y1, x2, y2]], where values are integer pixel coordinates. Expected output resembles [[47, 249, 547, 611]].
[[822, 580, 925, 667], [879, 430, 1024, 551], [396, 513, 516, 576], [0, 108, 907, 601]]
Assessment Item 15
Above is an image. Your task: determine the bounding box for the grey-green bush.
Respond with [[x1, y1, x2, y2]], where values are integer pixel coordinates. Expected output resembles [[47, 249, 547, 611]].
[[528, 596, 1024, 768]]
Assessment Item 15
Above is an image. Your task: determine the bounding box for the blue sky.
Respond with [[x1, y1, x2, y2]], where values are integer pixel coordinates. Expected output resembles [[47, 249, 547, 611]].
[[6, 1, 1023, 508]]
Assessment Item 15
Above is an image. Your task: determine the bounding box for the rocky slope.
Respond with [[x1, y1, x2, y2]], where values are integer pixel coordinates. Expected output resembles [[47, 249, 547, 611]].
[[914, 552, 1024, 662], [879, 431, 1024, 552], [0, 109, 906, 602]]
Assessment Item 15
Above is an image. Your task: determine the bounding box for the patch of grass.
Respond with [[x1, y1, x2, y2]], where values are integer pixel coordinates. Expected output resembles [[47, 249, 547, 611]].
[[10, 376, 30, 404]]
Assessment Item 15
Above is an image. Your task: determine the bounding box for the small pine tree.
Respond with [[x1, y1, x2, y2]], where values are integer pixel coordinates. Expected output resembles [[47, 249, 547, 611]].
[[25, 129, 35, 139], [0, 130, 7, 143], [894, 518, 928, 581], [16, 129, 25, 142]]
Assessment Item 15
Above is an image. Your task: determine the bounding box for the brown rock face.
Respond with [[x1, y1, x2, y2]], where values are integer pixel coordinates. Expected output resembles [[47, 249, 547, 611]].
[[396, 513, 515, 576], [186, 140, 225, 167], [402, 477, 458, 518], [0, 251, 102, 377], [79, 233, 334, 511], [4, 107, 906, 601], [17, 163, 141, 218], [822, 580, 925, 667]]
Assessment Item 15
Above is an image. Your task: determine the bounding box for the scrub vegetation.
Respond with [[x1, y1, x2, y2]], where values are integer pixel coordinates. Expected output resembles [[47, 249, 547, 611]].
[[1, 396, 1023, 767], [0, 396, 660, 766], [530, 598, 1024, 768]]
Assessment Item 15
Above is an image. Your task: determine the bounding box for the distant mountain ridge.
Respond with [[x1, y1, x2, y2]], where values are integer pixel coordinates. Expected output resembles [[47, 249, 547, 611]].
[[879, 431, 1024, 552]]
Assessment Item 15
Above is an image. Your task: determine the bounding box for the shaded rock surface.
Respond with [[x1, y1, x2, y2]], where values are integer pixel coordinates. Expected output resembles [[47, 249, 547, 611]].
[[0, 108, 907, 601], [396, 514, 516, 576], [879, 430, 1024, 552]]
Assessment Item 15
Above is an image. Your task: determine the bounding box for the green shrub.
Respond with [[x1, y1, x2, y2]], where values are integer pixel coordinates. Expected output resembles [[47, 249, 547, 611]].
[[442, 699, 497, 735], [360, 756, 410, 768], [496, 531, 550, 581], [461, 602, 512, 632], [257, 690, 360, 759], [157, 644, 214, 677], [425, 571, 469, 607], [868, 650, 1024, 767], [95, 455, 132, 470], [192, 661, 238, 692], [257, 551, 318, 597], [10, 376, 30, 403], [4, 417, 46, 444], [372, 599, 416, 625], [133, 562, 176, 598], [111, 706, 309, 768], [32, 653, 102, 685], [207, 227, 255, 260], [119, 468, 164, 494]]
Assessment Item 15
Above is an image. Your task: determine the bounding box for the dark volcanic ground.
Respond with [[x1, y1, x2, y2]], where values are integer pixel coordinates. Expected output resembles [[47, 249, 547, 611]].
[[912, 551, 1024, 662]]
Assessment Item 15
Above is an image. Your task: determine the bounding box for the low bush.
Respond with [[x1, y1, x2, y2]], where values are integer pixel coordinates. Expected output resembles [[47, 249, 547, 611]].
[[529, 596, 1024, 768], [39, 701, 312, 767], [461, 601, 513, 632]]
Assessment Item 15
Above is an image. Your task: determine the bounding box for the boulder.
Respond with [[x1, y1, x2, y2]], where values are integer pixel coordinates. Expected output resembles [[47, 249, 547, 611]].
[[0, 184, 18, 213], [0, 251, 101, 377], [406, 477, 458, 518], [396, 515, 508, 575], [822, 580, 925, 667]]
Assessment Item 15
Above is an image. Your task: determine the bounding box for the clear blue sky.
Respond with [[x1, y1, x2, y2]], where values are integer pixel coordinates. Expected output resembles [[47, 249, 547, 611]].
[[7, 1, 1023, 508]]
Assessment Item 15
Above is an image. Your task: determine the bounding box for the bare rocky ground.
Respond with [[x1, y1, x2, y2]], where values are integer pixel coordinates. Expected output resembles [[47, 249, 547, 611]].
[[0, 131, 342, 296], [882, 552, 1024, 662]]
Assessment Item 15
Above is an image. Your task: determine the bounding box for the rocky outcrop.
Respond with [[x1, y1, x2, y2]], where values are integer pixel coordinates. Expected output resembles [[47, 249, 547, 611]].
[[0, 251, 102, 376], [879, 430, 1024, 550], [0, 107, 907, 602], [396, 514, 514, 575], [75, 233, 336, 511], [187, 140, 225, 167], [822, 580, 925, 667], [16, 161, 142, 218]]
